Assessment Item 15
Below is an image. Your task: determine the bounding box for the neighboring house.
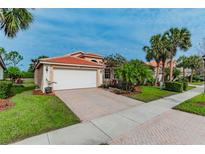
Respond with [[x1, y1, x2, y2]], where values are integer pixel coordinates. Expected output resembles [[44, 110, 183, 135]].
[[146, 60, 177, 81], [34, 51, 104, 92], [0, 56, 6, 80], [146, 60, 191, 81]]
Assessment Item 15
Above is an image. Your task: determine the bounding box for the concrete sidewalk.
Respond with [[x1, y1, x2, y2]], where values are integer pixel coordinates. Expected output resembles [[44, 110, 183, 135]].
[[14, 86, 203, 145]]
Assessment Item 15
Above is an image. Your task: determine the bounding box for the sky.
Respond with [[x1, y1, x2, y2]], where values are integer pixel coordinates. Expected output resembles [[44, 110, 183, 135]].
[[1, 8, 205, 70]]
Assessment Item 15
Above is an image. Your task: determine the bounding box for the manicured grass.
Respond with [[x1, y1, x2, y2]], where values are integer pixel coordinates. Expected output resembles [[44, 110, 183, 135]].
[[187, 86, 196, 91], [0, 91, 80, 144], [174, 94, 205, 116], [129, 86, 178, 102], [190, 81, 204, 85]]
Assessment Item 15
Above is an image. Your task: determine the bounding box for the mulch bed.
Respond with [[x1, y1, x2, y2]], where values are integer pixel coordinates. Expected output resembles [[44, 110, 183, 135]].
[[196, 102, 205, 107], [32, 89, 55, 96], [0, 99, 15, 112], [107, 86, 141, 96]]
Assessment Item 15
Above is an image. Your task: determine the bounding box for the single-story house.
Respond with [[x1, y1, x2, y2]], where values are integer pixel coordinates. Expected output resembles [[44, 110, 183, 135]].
[[34, 51, 105, 92], [0, 55, 6, 80], [146, 60, 191, 81]]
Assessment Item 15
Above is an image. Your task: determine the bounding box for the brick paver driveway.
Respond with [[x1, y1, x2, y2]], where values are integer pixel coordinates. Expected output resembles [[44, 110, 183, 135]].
[[55, 88, 143, 121], [111, 110, 205, 145]]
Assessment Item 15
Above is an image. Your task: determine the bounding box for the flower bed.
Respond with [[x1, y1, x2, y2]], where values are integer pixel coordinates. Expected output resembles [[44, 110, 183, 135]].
[[32, 89, 55, 96], [0, 99, 15, 112]]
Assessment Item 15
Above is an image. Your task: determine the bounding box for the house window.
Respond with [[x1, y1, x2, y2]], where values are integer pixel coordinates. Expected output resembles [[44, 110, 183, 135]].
[[105, 68, 110, 79]]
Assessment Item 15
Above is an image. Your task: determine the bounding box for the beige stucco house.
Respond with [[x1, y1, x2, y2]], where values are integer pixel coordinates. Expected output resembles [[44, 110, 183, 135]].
[[0, 56, 6, 80], [146, 60, 192, 81], [34, 51, 105, 92]]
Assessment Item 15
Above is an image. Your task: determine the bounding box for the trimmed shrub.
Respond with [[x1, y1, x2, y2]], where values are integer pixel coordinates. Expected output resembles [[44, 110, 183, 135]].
[[182, 82, 188, 91], [176, 77, 188, 91], [164, 81, 183, 92], [99, 84, 109, 89], [21, 71, 34, 78], [0, 81, 13, 99]]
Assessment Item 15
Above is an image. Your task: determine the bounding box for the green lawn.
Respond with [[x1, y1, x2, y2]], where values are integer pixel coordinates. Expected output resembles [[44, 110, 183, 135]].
[[190, 81, 204, 85], [187, 85, 196, 90], [0, 91, 80, 144], [129, 86, 178, 102], [174, 94, 205, 116]]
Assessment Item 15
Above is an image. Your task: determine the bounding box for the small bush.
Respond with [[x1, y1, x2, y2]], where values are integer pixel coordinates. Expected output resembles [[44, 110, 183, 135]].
[[99, 84, 109, 89], [109, 87, 126, 94], [21, 71, 34, 78], [11, 84, 36, 95], [164, 81, 183, 92], [0, 81, 13, 99], [182, 82, 188, 91], [176, 77, 188, 91], [192, 75, 202, 82]]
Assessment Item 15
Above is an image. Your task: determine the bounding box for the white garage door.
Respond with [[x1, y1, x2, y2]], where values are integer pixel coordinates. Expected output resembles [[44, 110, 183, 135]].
[[53, 68, 97, 90]]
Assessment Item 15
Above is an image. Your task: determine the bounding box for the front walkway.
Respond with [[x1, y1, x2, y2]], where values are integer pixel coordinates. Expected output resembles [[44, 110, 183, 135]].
[[14, 86, 204, 145], [111, 110, 205, 144]]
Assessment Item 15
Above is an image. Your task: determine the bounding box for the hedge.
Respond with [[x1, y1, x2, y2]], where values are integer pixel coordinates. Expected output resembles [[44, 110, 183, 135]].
[[0, 81, 13, 99], [21, 71, 34, 78], [164, 81, 183, 92], [182, 82, 188, 91]]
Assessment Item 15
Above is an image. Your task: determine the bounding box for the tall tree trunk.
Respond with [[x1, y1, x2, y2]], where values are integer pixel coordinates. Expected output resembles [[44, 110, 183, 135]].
[[155, 63, 160, 86], [190, 69, 193, 83], [169, 57, 173, 81], [161, 62, 165, 83]]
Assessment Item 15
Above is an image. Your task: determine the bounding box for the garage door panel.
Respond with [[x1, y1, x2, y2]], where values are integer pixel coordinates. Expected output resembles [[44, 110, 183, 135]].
[[53, 69, 97, 90]]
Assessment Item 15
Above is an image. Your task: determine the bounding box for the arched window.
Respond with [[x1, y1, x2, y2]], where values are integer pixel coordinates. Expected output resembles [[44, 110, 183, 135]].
[[91, 59, 97, 63]]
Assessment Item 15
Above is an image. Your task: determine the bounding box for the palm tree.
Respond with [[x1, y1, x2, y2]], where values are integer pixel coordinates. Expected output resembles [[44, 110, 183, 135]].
[[158, 34, 170, 83], [115, 63, 136, 92], [164, 28, 192, 81], [115, 60, 152, 92], [177, 55, 189, 78], [143, 34, 162, 86], [0, 8, 33, 38], [187, 55, 203, 83], [0, 47, 6, 57]]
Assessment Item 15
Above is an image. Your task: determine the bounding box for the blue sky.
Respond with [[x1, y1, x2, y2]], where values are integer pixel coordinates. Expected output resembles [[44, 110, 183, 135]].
[[1, 8, 205, 70]]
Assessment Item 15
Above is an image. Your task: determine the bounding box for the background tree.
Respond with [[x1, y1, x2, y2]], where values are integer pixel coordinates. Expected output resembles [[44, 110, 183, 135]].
[[165, 67, 181, 81], [164, 27, 192, 81], [104, 53, 126, 67], [6, 66, 22, 83], [187, 55, 203, 83], [143, 34, 162, 85], [28, 55, 49, 72], [5, 51, 23, 67], [177, 55, 189, 78], [158, 34, 170, 83], [0, 8, 33, 38], [0, 47, 6, 58]]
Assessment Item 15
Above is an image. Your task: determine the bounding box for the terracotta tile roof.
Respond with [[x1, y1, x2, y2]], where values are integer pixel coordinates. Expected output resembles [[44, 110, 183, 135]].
[[146, 60, 176, 67], [146, 61, 162, 67], [40, 55, 102, 67], [82, 53, 103, 58], [69, 51, 103, 59], [69, 51, 84, 56]]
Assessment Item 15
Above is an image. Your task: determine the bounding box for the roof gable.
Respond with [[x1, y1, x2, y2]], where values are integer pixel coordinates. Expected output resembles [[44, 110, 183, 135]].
[[68, 51, 103, 59], [40, 55, 102, 67]]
